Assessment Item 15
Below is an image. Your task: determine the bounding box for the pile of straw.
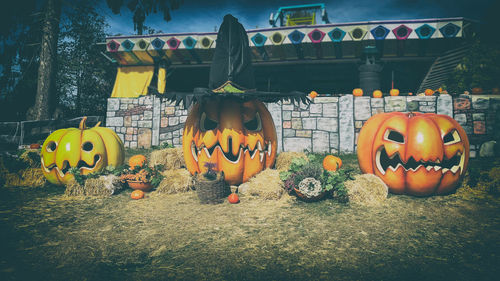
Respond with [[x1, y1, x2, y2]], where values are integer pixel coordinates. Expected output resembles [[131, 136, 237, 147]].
[[344, 174, 388, 206], [2, 168, 46, 187], [65, 175, 122, 197], [153, 168, 193, 195], [238, 169, 284, 200], [275, 152, 308, 171], [149, 147, 185, 170]]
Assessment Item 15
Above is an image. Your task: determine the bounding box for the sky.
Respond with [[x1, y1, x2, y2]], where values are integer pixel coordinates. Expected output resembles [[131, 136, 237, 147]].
[[99, 0, 497, 36]]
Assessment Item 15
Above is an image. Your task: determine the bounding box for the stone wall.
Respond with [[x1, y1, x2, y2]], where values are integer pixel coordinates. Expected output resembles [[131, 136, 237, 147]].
[[106, 96, 188, 149], [106, 94, 500, 157]]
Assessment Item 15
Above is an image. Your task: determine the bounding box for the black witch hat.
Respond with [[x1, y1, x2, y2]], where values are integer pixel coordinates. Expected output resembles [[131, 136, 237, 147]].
[[161, 14, 309, 107]]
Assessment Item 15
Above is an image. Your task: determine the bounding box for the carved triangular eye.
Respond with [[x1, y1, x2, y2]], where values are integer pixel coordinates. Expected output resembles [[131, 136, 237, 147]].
[[384, 129, 405, 143], [244, 112, 262, 132], [443, 130, 461, 145], [200, 112, 218, 132]]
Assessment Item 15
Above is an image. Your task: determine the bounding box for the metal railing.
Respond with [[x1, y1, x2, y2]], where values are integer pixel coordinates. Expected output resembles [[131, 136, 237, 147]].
[[0, 116, 104, 150]]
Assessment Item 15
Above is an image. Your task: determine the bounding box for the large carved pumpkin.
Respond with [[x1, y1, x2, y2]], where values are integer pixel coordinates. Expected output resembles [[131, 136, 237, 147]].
[[41, 117, 125, 185], [183, 98, 277, 185], [357, 112, 469, 196]]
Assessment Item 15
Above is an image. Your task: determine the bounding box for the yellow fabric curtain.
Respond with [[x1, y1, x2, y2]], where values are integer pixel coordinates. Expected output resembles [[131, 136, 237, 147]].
[[157, 66, 166, 94], [110, 66, 154, 98]]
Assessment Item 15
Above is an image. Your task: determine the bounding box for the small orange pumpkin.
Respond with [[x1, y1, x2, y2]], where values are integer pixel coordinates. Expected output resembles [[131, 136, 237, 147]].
[[353, 88, 363, 97], [228, 193, 239, 204], [323, 155, 342, 171], [309, 91, 318, 99], [129, 154, 147, 169], [131, 190, 145, 200], [408, 92, 413, 96], [390, 89, 400, 96], [30, 143, 41, 149], [373, 90, 383, 98], [425, 89, 434, 96]]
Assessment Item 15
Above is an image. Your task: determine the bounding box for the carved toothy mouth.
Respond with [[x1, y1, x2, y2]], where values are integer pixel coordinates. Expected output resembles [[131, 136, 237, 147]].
[[41, 155, 102, 178], [375, 147, 465, 176], [191, 139, 271, 164]]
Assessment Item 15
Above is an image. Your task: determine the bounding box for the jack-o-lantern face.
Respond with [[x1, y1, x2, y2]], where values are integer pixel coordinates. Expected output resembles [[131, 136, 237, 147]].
[[357, 112, 469, 196], [41, 117, 125, 185], [182, 98, 277, 185]]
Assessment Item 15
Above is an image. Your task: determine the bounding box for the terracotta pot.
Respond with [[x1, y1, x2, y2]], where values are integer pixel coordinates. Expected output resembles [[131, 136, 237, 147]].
[[294, 188, 325, 202], [127, 180, 153, 191]]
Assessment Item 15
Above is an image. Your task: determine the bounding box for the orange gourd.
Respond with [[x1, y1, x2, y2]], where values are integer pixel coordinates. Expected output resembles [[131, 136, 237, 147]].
[[373, 90, 383, 98], [131, 190, 145, 200], [228, 193, 239, 204], [323, 155, 342, 171], [357, 112, 469, 196], [309, 91, 318, 99], [129, 154, 147, 169], [390, 89, 399, 96], [182, 98, 277, 185], [353, 88, 363, 96]]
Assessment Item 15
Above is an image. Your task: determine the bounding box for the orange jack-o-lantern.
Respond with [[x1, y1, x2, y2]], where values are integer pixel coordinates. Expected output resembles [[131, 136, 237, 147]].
[[425, 89, 435, 96], [373, 90, 383, 98], [41, 117, 125, 185], [182, 98, 277, 185], [353, 88, 363, 96], [390, 89, 400, 96], [357, 112, 469, 196]]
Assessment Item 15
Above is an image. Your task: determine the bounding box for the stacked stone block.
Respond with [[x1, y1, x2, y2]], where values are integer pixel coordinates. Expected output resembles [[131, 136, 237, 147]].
[[453, 95, 500, 157], [276, 97, 339, 153], [106, 94, 498, 158]]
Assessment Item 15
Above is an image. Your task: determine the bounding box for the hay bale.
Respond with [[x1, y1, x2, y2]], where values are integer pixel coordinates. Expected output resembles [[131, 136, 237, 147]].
[[344, 174, 388, 206], [2, 168, 47, 187], [19, 149, 41, 168], [65, 175, 122, 197], [153, 169, 193, 195], [149, 147, 185, 170], [238, 169, 284, 200], [275, 152, 308, 171]]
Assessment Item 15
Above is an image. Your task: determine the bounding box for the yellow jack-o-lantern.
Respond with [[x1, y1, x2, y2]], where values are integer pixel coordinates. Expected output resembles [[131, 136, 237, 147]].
[[183, 98, 277, 185], [41, 117, 124, 185]]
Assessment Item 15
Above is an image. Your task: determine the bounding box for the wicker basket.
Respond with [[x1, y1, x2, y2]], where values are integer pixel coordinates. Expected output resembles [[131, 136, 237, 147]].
[[194, 172, 228, 204]]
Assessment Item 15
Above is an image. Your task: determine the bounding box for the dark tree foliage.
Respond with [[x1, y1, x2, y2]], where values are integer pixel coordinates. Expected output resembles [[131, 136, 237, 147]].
[[0, 1, 43, 121], [106, 0, 183, 35], [57, 0, 115, 118], [446, 1, 500, 93]]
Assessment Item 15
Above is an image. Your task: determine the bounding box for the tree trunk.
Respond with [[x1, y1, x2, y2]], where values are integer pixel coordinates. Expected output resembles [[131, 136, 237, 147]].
[[29, 0, 61, 120]]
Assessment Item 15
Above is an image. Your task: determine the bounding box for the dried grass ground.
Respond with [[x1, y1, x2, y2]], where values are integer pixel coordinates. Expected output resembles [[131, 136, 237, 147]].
[[0, 155, 499, 281]]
